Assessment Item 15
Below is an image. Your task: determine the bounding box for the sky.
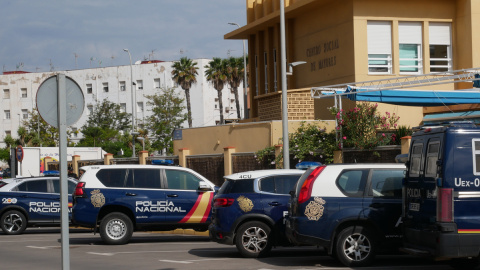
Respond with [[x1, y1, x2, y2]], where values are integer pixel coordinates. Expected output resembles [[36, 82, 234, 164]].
[[0, 0, 247, 73]]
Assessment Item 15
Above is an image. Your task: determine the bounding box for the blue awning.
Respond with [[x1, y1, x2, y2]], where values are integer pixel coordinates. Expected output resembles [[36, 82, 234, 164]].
[[323, 87, 480, 106]]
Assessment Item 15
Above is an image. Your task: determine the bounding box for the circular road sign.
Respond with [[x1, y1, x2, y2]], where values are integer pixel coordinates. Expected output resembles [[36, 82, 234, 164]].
[[36, 75, 85, 128], [16, 145, 24, 162]]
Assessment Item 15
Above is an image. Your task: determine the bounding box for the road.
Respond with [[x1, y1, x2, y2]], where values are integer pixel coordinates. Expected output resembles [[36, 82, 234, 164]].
[[0, 228, 457, 270]]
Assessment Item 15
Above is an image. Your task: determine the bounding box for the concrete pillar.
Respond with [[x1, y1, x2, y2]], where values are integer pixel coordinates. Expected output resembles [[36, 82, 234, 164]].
[[104, 153, 113, 165], [333, 150, 343, 164], [72, 155, 80, 175], [401, 136, 412, 154], [178, 148, 190, 168], [139, 151, 149, 165], [224, 147, 236, 176], [44, 156, 53, 171], [275, 144, 283, 168]]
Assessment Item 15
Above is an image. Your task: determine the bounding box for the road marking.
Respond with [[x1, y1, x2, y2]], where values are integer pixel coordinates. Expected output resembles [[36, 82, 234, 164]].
[[88, 250, 187, 256], [159, 258, 228, 264]]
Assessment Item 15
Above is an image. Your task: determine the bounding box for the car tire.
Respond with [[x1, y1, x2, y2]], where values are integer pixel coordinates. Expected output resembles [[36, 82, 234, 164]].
[[99, 212, 133, 245], [449, 256, 480, 270], [335, 225, 377, 267], [235, 221, 272, 258], [0, 210, 27, 235]]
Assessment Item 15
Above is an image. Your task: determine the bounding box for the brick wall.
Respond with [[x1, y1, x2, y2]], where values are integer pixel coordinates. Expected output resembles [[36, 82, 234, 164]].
[[256, 89, 314, 121]]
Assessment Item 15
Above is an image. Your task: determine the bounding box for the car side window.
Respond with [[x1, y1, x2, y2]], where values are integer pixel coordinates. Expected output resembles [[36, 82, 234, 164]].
[[259, 177, 275, 193], [125, 169, 161, 189], [165, 170, 201, 190], [52, 180, 78, 194], [274, 175, 301, 195], [336, 170, 367, 197], [96, 169, 128, 187], [16, 180, 49, 193], [369, 169, 404, 198]]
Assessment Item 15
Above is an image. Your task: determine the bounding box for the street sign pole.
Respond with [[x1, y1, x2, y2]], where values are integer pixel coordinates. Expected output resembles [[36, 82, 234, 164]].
[[57, 74, 70, 270]]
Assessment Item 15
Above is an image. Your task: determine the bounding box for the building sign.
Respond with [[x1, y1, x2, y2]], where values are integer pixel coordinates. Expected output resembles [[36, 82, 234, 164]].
[[306, 38, 339, 72], [173, 129, 182, 140]]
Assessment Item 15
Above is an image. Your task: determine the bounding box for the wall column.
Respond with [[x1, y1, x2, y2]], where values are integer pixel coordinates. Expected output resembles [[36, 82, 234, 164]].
[[72, 155, 80, 175], [44, 156, 53, 171], [139, 151, 149, 165], [224, 146, 236, 176], [275, 144, 283, 168], [401, 136, 412, 154], [178, 148, 190, 168], [333, 150, 343, 164], [104, 153, 113, 165]]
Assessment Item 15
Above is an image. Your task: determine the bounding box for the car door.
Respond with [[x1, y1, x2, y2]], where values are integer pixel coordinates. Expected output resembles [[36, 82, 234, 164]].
[[14, 178, 58, 223], [51, 179, 78, 222], [260, 175, 301, 224], [163, 169, 213, 224], [364, 168, 404, 244]]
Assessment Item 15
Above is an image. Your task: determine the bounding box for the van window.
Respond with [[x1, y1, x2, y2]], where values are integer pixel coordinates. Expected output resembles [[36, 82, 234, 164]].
[[336, 170, 368, 197], [218, 179, 255, 194], [409, 143, 423, 177], [124, 169, 161, 189], [473, 139, 480, 175], [96, 169, 128, 187], [425, 141, 440, 177], [369, 169, 404, 198], [260, 175, 300, 195], [165, 169, 202, 190]]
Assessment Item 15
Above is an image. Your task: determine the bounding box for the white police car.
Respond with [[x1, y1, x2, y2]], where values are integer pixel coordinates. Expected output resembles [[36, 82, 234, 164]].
[[286, 163, 405, 267], [209, 169, 304, 258], [0, 176, 78, 235], [72, 165, 217, 245]]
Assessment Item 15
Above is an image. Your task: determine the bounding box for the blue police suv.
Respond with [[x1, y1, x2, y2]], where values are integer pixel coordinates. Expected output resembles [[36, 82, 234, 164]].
[[0, 176, 78, 234], [209, 169, 304, 258]]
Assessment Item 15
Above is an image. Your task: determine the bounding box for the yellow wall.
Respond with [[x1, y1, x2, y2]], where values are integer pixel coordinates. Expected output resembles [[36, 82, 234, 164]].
[[173, 120, 336, 156]]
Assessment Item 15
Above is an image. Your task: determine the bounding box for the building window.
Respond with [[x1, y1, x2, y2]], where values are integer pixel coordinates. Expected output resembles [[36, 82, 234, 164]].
[[154, 78, 161, 89], [399, 22, 423, 74], [137, 80, 143, 90], [273, 49, 278, 92], [22, 109, 28, 119], [5, 130, 11, 137], [264, 52, 268, 93], [3, 89, 10, 99], [87, 105, 93, 115], [137, 124, 144, 130], [137, 102, 144, 112], [71, 127, 78, 138], [255, 55, 259, 96], [21, 88, 28, 98], [120, 81, 126, 91], [120, 103, 126, 113], [367, 21, 392, 74], [103, 82, 109, 92], [86, 84, 93, 94], [4, 110, 11, 120], [429, 22, 452, 72]]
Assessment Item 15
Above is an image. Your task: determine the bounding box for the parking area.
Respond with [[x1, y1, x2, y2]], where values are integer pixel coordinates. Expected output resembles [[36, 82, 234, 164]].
[[0, 228, 457, 270]]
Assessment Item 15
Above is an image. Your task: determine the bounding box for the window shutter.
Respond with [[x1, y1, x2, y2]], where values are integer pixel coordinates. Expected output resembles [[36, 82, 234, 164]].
[[429, 22, 451, 45], [399, 22, 422, 44], [367, 21, 392, 54]]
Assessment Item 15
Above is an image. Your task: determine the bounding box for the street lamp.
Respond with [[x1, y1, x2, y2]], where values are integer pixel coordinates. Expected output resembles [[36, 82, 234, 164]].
[[123, 48, 137, 157], [280, 0, 289, 169], [136, 137, 145, 151], [228, 22, 248, 119]]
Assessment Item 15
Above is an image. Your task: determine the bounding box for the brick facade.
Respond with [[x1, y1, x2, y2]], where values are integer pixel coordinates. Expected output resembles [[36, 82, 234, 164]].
[[256, 88, 314, 121]]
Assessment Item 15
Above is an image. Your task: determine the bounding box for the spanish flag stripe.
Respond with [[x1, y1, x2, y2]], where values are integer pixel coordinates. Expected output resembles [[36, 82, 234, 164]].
[[200, 192, 214, 223], [458, 229, 480, 234], [179, 193, 203, 223], [184, 192, 212, 223]]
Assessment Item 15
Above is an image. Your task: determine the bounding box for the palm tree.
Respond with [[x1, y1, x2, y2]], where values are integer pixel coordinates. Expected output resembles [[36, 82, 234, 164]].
[[226, 57, 245, 119], [171, 57, 198, 128], [205, 58, 228, 124]]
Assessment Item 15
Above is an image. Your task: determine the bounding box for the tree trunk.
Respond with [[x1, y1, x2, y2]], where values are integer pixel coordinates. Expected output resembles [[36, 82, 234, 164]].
[[218, 89, 224, 124], [233, 86, 241, 119], [184, 88, 192, 128]]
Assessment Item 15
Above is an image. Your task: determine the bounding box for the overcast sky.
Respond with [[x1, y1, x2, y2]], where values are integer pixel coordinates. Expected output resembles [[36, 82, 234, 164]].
[[0, 0, 247, 73]]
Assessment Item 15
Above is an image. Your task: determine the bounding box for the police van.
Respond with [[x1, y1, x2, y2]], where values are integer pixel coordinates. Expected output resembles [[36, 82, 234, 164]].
[[402, 121, 480, 266], [72, 165, 216, 245]]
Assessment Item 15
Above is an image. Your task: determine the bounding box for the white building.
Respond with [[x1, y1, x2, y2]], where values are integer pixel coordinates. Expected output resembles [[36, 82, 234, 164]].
[[0, 59, 245, 146]]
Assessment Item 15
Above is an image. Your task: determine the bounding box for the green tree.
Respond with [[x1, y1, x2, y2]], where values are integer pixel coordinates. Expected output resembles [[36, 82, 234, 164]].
[[146, 87, 187, 155], [171, 57, 198, 128], [22, 109, 58, 146], [226, 57, 245, 119], [205, 58, 228, 124]]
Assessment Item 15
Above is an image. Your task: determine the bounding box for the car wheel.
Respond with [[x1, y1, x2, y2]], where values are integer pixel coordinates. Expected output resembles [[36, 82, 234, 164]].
[[235, 221, 272, 258], [0, 210, 27, 235], [99, 212, 133, 245], [449, 256, 480, 270], [335, 226, 376, 267]]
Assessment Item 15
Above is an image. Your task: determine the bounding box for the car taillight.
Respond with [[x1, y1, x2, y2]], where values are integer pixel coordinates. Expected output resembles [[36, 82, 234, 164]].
[[214, 198, 234, 207], [74, 182, 86, 197], [298, 165, 326, 204], [437, 187, 453, 222]]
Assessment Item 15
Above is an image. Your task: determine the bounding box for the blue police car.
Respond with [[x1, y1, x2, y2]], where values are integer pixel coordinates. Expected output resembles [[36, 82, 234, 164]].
[[209, 169, 304, 258], [0, 176, 77, 235], [72, 165, 217, 245]]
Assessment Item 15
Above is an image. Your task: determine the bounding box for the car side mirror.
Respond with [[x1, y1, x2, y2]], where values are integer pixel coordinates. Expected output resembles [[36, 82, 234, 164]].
[[198, 181, 213, 191]]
